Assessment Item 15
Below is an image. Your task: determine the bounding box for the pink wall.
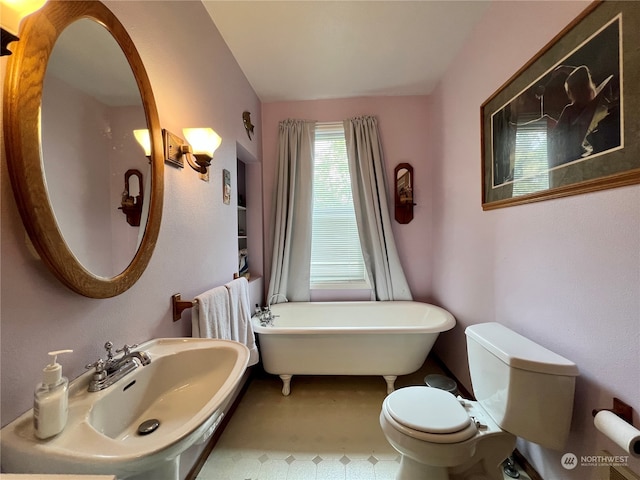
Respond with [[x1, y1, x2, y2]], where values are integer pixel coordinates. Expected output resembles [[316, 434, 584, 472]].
[[0, 0, 262, 438], [262, 96, 433, 301], [3, 2, 639, 478], [429, 1, 640, 478], [41, 75, 114, 275]]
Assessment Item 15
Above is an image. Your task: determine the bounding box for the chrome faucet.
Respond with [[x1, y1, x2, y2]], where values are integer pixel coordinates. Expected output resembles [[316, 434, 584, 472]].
[[112, 343, 151, 370], [267, 293, 288, 310], [256, 293, 288, 326], [254, 293, 288, 326], [86, 341, 151, 392]]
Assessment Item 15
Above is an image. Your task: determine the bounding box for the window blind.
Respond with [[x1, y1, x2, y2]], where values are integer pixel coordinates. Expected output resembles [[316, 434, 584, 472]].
[[512, 117, 550, 197], [310, 122, 366, 285]]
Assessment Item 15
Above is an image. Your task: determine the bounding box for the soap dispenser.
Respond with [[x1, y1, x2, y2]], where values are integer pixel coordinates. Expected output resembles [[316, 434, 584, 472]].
[[34, 349, 73, 439]]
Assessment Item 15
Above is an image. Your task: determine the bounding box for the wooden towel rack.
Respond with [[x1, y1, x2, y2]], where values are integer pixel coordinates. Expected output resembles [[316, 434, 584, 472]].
[[172, 276, 245, 322], [172, 293, 197, 322]]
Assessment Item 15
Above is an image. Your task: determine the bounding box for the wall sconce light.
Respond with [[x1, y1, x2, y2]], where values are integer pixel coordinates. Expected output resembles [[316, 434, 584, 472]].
[[0, 0, 48, 56], [133, 129, 151, 158], [162, 128, 222, 174], [182, 128, 222, 174]]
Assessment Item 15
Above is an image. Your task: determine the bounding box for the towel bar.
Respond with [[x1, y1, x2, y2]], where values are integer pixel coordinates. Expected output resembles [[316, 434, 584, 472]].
[[172, 276, 243, 322], [172, 293, 197, 322]]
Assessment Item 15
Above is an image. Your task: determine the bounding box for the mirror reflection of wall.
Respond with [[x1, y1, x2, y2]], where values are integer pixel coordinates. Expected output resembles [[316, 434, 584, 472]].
[[40, 18, 148, 278]]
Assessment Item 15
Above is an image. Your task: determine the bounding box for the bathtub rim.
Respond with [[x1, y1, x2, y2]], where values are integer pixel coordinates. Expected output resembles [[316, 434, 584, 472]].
[[252, 300, 455, 335]]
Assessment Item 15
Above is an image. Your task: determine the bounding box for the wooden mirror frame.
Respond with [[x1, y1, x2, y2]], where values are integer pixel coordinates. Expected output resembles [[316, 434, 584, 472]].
[[4, 1, 164, 298]]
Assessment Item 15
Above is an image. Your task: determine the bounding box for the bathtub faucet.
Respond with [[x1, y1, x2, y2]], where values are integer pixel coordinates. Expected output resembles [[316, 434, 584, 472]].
[[256, 293, 288, 326], [254, 305, 271, 326], [254, 304, 274, 326], [267, 293, 288, 310]]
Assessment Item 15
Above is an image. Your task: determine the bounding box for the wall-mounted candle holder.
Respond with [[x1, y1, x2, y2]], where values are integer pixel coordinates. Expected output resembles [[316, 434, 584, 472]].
[[394, 163, 416, 224], [119, 169, 143, 226]]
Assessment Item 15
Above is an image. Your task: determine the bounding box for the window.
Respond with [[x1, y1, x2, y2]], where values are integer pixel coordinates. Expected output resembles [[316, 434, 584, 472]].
[[512, 116, 550, 197], [310, 123, 367, 287]]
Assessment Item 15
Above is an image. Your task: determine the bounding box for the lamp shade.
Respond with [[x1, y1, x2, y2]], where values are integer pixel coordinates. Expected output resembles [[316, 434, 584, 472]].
[[0, 0, 47, 35], [133, 129, 151, 156], [183, 128, 221, 158]]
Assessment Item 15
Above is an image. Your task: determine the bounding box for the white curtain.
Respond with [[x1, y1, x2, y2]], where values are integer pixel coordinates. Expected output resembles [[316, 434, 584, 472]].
[[267, 119, 316, 302], [136, 163, 151, 249], [344, 116, 412, 301]]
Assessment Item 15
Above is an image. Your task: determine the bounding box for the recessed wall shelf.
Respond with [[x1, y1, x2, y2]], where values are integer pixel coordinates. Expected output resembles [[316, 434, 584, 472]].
[[234, 141, 264, 309], [237, 159, 248, 278]]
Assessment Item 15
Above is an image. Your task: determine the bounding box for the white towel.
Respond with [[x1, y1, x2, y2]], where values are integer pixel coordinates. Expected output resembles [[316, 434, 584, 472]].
[[225, 277, 259, 366], [192, 286, 231, 340]]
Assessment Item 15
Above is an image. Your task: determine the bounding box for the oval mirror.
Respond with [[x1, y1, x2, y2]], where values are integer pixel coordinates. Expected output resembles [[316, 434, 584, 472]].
[[4, 1, 164, 298]]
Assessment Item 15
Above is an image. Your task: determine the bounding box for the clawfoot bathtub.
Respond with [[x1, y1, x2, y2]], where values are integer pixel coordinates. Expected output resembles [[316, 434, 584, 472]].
[[252, 301, 455, 395]]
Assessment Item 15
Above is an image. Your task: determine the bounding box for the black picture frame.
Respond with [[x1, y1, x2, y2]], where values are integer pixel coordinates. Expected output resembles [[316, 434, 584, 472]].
[[481, 1, 640, 210]]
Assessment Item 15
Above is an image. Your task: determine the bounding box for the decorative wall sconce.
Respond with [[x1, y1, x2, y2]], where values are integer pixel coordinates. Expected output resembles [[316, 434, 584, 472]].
[[162, 128, 221, 174], [119, 169, 143, 226], [183, 128, 222, 173], [394, 163, 416, 224], [133, 129, 151, 157], [242, 111, 254, 140], [0, 0, 47, 56]]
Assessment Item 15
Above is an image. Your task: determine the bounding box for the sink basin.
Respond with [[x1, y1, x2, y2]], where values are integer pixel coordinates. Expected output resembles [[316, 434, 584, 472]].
[[1, 338, 250, 480]]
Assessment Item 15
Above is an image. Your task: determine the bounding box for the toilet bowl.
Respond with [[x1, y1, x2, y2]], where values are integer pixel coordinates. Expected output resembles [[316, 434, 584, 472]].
[[379, 386, 516, 480], [379, 322, 579, 480]]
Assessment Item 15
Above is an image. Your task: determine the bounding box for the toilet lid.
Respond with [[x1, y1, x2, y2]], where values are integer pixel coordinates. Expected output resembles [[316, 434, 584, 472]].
[[386, 386, 471, 434]]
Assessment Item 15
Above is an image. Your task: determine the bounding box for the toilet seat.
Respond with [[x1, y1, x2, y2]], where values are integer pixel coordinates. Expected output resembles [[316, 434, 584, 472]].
[[382, 386, 478, 444]]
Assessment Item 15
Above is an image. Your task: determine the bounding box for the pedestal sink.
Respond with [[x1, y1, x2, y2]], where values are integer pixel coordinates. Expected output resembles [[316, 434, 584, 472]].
[[0, 338, 250, 480]]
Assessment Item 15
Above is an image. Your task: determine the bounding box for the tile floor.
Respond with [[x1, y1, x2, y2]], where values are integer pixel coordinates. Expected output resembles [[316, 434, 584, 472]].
[[196, 357, 531, 480]]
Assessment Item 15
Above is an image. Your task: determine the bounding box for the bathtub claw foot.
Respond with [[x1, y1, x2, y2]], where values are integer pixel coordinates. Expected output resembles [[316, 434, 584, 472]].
[[383, 375, 397, 394], [279, 375, 292, 396]]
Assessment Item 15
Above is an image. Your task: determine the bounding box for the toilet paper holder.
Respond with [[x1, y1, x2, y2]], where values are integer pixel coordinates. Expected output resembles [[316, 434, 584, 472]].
[[592, 397, 634, 425]]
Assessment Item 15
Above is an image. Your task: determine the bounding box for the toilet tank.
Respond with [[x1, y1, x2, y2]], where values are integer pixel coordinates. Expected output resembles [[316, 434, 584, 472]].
[[465, 323, 579, 450]]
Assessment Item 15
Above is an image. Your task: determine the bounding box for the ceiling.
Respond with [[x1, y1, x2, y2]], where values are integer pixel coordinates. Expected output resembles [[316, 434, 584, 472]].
[[202, 1, 490, 103]]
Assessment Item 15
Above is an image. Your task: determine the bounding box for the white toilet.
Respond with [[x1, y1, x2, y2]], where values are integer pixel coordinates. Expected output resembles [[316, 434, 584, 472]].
[[379, 322, 579, 480]]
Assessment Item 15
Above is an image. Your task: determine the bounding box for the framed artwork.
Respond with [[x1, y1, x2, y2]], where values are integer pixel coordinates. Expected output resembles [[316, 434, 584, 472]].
[[223, 169, 231, 205], [481, 1, 640, 210]]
